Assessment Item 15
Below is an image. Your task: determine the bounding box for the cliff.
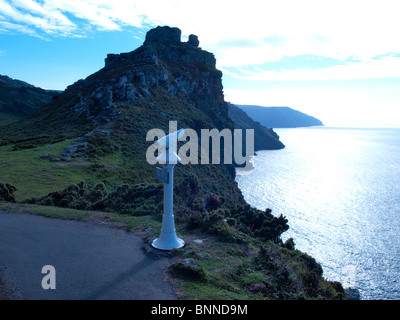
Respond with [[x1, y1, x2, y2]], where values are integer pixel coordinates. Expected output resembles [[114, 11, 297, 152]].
[[228, 103, 284, 151]]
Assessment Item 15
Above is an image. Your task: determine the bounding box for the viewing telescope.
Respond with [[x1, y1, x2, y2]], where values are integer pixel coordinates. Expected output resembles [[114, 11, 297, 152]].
[[155, 129, 185, 165], [154, 128, 185, 149], [152, 128, 185, 250]]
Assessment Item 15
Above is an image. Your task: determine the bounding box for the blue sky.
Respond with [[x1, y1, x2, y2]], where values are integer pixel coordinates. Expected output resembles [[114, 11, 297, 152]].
[[0, 0, 399, 127]]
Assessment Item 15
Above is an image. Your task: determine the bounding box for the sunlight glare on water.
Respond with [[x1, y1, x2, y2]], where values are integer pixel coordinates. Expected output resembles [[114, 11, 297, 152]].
[[236, 127, 400, 300]]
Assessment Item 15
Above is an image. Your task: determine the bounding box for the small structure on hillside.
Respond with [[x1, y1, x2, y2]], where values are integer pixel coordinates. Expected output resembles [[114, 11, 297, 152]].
[[152, 129, 185, 250]]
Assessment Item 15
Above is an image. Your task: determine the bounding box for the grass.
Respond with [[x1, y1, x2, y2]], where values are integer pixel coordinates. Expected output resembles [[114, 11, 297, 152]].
[[110, 214, 161, 234], [98, 151, 125, 167], [0, 202, 160, 233], [0, 203, 93, 220], [0, 139, 86, 201], [0, 138, 127, 202], [166, 230, 266, 300]]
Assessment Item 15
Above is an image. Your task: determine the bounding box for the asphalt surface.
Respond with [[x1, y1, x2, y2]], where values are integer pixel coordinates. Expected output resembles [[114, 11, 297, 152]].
[[0, 211, 176, 300]]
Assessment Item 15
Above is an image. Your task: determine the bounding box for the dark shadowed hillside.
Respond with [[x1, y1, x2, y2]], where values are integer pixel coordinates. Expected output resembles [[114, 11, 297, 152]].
[[0, 74, 61, 126], [236, 105, 324, 128], [228, 103, 284, 151]]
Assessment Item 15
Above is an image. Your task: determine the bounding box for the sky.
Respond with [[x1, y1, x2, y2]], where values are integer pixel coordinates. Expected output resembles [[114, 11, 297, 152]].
[[0, 0, 399, 127]]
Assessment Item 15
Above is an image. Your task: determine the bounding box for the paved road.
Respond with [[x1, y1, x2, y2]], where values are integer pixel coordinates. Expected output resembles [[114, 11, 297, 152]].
[[0, 211, 176, 300]]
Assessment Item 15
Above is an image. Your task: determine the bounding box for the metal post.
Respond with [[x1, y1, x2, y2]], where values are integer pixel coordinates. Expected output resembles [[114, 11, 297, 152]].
[[152, 149, 184, 250]]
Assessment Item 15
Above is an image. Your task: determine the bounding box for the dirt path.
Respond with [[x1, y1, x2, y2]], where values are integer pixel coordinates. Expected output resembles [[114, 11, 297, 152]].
[[0, 211, 176, 300]]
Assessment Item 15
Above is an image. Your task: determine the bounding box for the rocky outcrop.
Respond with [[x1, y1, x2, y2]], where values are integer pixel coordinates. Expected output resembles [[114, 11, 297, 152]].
[[73, 26, 225, 128], [187, 34, 199, 47], [144, 26, 181, 45], [144, 26, 200, 48]]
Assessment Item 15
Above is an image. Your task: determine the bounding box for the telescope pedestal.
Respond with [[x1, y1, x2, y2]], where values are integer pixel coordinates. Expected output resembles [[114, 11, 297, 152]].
[[152, 163, 185, 250]]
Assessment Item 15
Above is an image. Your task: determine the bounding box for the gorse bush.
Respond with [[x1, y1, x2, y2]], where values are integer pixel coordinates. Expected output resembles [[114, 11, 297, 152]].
[[186, 205, 289, 244], [186, 208, 237, 241], [252, 244, 346, 299], [29, 181, 106, 210], [30, 176, 289, 245], [85, 133, 118, 159], [94, 183, 163, 215], [229, 205, 289, 243], [30, 181, 164, 216]]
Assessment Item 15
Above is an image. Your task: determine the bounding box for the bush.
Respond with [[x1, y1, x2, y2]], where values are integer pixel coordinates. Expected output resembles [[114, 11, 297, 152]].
[[252, 243, 346, 299], [30, 181, 109, 210], [32, 181, 164, 216], [229, 205, 289, 243], [283, 238, 296, 250], [85, 133, 118, 159], [95, 183, 163, 215], [204, 192, 223, 211]]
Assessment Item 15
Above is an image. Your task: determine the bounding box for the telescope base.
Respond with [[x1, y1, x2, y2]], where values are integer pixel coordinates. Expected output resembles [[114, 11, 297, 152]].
[[152, 237, 185, 251]]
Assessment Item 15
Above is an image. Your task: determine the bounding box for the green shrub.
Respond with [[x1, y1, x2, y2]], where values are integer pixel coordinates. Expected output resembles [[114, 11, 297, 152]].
[[283, 238, 296, 250], [230, 205, 289, 243], [32, 181, 164, 216]]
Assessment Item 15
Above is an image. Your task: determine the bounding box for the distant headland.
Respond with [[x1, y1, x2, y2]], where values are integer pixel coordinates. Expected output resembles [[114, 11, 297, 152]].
[[235, 105, 324, 128]]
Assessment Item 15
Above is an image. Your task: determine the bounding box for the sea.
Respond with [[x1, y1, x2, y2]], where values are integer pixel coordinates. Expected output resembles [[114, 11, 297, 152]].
[[236, 126, 400, 300]]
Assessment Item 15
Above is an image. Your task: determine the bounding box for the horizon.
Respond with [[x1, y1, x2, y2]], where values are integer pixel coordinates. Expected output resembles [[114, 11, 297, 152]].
[[1, 0, 399, 127]]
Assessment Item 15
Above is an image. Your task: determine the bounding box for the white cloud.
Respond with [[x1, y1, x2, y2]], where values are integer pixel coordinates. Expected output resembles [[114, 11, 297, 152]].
[[0, 0, 78, 36], [231, 56, 400, 81], [0, 19, 40, 37], [0, 0, 400, 79]]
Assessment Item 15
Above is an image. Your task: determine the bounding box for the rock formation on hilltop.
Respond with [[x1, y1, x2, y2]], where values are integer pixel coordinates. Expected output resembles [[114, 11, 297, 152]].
[[144, 26, 182, 45], [92, 25, 227, 129]]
